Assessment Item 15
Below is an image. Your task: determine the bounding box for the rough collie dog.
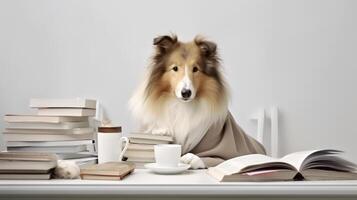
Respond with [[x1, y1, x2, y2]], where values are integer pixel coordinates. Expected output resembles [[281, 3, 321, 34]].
[[54, 34, 265, 178], [130, 35, 266, 169]]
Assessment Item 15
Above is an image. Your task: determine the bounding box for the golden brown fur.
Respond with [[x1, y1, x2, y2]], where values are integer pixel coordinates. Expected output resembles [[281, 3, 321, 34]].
[[144, 34, 228, 115], [129, 34, 229, 155]]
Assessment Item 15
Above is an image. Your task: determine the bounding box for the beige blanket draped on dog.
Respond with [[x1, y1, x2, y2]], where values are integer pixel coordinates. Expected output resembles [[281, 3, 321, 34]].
[[190, 112, 266, 167]]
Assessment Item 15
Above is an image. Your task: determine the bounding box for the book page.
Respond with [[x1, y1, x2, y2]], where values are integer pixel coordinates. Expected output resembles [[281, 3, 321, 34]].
[[298, 150, 356, 172], [279, 150, 321, 171], [213, 154, 279, 175]]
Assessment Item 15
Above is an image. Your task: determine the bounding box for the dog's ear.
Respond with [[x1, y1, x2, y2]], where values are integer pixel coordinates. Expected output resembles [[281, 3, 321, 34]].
[[194, 36, 217, 58], [153, 35, 177, 52]]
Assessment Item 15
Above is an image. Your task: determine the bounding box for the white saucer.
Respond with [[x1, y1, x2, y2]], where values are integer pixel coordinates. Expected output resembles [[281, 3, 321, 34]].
[[144, 163, 190, 174]]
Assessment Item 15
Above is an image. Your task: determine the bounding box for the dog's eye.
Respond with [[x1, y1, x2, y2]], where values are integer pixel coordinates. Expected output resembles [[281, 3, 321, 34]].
[[193, 67, 199, 73], [172, 66, 178, 72]]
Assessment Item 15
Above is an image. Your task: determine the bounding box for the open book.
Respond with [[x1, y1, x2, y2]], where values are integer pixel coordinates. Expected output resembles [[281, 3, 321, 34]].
[[208, 149, 357, 182]]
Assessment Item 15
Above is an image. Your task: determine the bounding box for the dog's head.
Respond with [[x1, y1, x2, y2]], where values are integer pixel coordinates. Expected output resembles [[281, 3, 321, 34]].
[[146, 34, 226, 103]]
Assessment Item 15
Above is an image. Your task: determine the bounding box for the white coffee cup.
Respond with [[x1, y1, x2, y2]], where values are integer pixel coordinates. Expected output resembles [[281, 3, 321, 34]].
[[97, 126, 129, 164], [154, 144, 181, 167]]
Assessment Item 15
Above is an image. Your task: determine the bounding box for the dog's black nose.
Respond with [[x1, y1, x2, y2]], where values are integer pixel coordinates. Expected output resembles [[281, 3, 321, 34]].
[[181, 89, 192, 99]]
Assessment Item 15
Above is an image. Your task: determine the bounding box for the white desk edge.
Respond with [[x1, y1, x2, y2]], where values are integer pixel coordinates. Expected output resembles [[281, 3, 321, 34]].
[[1, 169, 357, 196]]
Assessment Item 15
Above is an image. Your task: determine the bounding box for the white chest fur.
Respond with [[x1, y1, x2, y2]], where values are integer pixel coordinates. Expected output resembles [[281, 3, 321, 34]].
[[150, 99, 226, 153]]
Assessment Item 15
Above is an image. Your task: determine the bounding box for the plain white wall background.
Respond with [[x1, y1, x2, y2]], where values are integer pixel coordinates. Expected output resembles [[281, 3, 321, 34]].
[[1, 0, 356, 160]]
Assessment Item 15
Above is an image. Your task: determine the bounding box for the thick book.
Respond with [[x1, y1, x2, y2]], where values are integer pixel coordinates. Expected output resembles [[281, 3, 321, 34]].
[[30, 98, 97, 109], [57, 152, 97, 160], [123, 150, 154, 159], [4, 127, 94, 135], [80, 162, 135, 180], [4, 115, 88, 123], [6, 121, 89, 130], [37, 108, 96, 117], [4, 133, 94, 141], [129, 133, 173, 141], [128, 133, 173, 145], [127, 143, 155, 151], [0, 152, 57, 173], [7, 145, 88, 153], [0, 173, 51, 180], [129, 139, 170, 145], [6, 140, 94, 147], [207, 149, 357, 182]]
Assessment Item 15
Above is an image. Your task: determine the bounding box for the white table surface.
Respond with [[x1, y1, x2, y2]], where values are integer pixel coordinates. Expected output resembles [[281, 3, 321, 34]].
[[1, 169, 357, 197]]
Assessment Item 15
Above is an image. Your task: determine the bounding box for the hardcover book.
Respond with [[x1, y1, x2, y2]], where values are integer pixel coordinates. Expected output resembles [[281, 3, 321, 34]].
[[80, 162, 135, 180], [37, 108, 96, 117], [30, 98, 96, 109], [4, 115, 88, 123]]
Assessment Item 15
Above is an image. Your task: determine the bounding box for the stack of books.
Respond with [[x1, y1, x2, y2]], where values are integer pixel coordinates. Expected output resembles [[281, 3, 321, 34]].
[[3, 98, 98, 167], [123, 133, 173, 168], [0, 152, 57, 180]]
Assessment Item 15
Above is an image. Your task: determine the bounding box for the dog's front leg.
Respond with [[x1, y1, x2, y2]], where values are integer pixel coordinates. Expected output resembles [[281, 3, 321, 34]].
[[143, 124, 170, 135], [151, 127, 170, 135], [54, 160, 80, 179], [180, 153, 206, 169]]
